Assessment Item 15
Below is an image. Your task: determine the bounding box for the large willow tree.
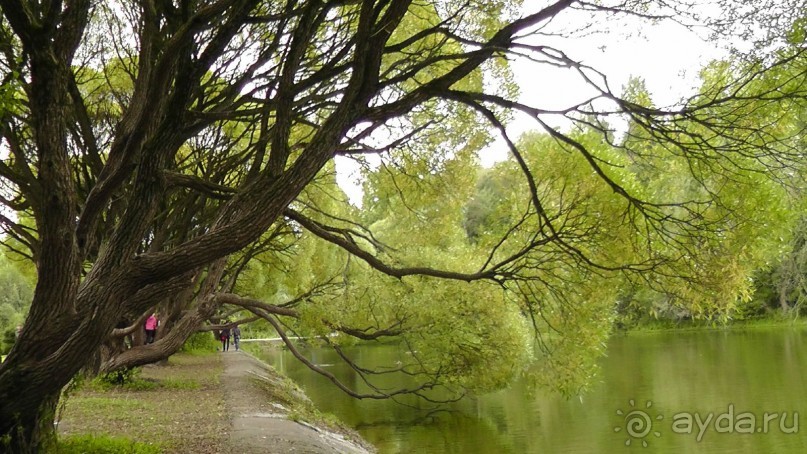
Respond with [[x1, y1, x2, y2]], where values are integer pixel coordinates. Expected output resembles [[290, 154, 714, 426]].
[[0, 0, 804, 450]]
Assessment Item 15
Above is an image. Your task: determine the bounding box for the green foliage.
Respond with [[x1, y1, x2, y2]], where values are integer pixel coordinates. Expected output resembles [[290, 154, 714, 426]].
[[0, 252, 33, 354], [180, 331, 220, 354], [401, 279, 533, 393], [94, 368, 158, 391], [55, 434, 161, 454], [13, 1, 797, 407], [233, 37, 806, 398], [745, 217, 807, 316], [454, 37, 804, 385], [98, 367, 141, 386], [613, 40, 806, 324], [0, 328, 15, 355], [304, 274, 534, 393]]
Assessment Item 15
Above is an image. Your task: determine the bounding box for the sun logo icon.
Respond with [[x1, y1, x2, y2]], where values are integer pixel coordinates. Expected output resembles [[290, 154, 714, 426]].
[[614, 399, 663, 447]]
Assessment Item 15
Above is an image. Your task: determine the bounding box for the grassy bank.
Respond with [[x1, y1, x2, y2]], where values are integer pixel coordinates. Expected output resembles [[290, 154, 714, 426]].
[[55, 352, 228, 453], [619, 314, 807, 334]]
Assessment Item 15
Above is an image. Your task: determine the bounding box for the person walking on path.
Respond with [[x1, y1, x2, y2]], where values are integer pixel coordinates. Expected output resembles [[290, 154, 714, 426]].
[[232, 325, 241, 351], [144, 313, 159, 344], [220, 327, 230, 352]]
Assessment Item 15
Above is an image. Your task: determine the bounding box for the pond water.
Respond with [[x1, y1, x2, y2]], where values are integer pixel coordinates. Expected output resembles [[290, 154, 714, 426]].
[[252, 328, 807, 453]]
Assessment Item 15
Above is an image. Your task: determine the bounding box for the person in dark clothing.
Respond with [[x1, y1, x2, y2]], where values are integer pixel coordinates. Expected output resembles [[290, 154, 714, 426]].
[[231, 325, 241, 351], [220, 327, 230, 352]]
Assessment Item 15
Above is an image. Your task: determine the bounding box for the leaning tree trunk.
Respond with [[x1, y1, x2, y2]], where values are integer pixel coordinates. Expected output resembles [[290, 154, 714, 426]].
[[0, 293, 107, 452], [99, 296, 221, 374], [0, 257, 124, 449], [99, 259, 228, 374], [0, 263, 196, 451]]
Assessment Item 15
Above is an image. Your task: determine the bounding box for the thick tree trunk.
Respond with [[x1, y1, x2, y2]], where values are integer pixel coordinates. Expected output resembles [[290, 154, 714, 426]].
[[0, 324, 75, 449], [0, 386, 59, 453], [0, 332, 81, 452], [100, 296, 220, 374], [0, 268, 189, 448]]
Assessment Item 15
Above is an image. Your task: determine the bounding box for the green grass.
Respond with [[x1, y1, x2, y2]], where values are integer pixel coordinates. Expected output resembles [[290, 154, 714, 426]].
[[66, 396, 153, 413], [85, 364, 201, 392], [57, 352, 228, 453], [248, 368, 347, 436], [158, 378, 200, 390], [86, 377, 176, 392], [55, 434, 161, 454]]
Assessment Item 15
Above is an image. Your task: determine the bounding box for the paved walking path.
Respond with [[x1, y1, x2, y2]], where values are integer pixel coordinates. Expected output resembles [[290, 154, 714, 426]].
[[220, 351, 374, 453]]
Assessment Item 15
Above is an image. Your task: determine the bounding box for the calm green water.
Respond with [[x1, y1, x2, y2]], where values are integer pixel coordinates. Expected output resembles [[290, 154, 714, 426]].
[[253, 328, 807, 453]]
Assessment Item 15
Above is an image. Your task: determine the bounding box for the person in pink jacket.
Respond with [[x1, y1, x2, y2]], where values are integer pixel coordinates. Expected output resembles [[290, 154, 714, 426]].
[[144, 313, 159, 344]]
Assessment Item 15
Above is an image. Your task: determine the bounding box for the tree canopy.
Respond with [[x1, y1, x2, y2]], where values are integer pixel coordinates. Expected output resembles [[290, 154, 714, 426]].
[[0, 0, 804, 450]]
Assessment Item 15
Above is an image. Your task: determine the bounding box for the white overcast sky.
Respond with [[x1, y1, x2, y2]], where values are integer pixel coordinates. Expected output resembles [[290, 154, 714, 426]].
[[482, 4, 726, 166]]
